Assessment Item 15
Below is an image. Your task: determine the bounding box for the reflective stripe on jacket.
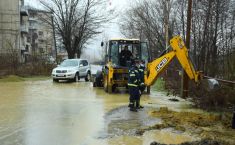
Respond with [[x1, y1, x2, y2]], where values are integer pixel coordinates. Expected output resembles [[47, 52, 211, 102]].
[[139, 65, 145, 84], [128, 65, 140, 87]]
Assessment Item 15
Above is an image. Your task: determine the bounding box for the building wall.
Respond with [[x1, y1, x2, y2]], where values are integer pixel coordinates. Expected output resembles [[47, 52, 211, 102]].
[[0, 0, 20, 53]]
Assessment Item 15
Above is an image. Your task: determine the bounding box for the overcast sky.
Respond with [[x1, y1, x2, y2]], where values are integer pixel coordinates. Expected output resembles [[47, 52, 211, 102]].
[[25, 0, 131, 61]]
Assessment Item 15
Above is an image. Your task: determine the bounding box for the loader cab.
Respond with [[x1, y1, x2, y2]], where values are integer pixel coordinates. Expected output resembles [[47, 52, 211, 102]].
[[98, 38, 149, 93], [103, 39, 149, 67]]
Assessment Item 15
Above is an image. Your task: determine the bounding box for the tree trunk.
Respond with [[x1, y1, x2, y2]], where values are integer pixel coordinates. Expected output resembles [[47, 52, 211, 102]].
[[67, 50, 75, 59], [211, 0, 220, 77], [200, 0, 212, 72], [77, 48, 81, 58]]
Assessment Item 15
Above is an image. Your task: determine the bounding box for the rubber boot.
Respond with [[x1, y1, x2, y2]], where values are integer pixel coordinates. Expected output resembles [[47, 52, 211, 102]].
[[136, 100, 144, 109], [232, 107, 235, 129], [129, 101, 137, 112]]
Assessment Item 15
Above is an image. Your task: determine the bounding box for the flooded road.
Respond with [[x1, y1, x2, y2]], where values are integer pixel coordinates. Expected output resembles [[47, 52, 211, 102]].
[[0, 77, 201, 145]]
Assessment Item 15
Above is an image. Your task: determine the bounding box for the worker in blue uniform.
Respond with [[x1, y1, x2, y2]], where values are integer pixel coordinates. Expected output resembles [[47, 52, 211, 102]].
[[137, 60, 145, 109], [128, 59, 140, 112]]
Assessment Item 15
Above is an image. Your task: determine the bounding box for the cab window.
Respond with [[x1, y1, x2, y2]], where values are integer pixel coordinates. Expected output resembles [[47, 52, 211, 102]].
[[109, 41, 119, 65], [83, 60, 88, 66], [79, 61, 84, 67]]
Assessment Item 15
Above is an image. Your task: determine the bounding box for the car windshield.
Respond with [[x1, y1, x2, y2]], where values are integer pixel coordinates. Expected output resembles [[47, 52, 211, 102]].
[[60, 60, 78, 67]]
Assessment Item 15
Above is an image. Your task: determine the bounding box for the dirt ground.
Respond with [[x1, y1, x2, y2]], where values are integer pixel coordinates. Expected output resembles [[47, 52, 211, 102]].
[[136, 107, 235, 145]]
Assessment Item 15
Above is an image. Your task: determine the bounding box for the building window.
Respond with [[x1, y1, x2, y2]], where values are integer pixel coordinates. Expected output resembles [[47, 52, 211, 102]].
[[39, 39, 44, 43], [27, 37, 31, 42], [39, 31, 43, 36], [39, 48, 44, 53], [26, 45, 29, 52]]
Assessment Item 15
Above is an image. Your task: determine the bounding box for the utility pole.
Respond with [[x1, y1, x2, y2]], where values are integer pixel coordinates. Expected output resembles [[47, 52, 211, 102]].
[[165, 0, 170, 50], [164, 0, 170, 89], [51, 15, 57, 64], [181, 0, 192, 98]]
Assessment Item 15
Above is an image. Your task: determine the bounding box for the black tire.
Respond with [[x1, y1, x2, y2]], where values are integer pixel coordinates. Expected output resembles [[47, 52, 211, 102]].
[[53, 79, 59, 82], [85, 71, 91, 82], [104, 76, 112, 93], [112, 84, 117, 92], [73, 72, 80, 82], [107, 85, 112, 93], [95, 71, 103, 87]]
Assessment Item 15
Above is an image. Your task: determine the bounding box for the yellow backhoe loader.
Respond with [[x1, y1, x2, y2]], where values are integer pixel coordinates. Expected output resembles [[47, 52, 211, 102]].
[[93, 36, 203, 93]]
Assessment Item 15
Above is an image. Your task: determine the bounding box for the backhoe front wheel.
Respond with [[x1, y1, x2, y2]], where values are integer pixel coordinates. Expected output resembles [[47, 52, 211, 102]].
[[104, 75, 112, 93], [85, 71, 91, 82]]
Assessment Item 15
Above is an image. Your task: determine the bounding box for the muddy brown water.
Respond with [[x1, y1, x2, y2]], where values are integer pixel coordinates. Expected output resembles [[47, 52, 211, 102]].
[[0, 79, 200, 145]]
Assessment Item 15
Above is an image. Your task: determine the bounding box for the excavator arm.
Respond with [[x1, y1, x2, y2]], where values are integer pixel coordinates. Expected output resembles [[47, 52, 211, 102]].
[[144, 36, 203, 86]]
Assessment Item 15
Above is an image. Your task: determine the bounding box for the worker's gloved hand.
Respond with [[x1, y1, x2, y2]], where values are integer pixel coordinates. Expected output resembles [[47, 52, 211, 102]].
[[139, 90, 142, 95], [140, 83, 145, 86]]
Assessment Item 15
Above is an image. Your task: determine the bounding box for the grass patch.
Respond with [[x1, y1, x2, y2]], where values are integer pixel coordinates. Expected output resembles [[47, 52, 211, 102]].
[[0, 75, 50, 82]]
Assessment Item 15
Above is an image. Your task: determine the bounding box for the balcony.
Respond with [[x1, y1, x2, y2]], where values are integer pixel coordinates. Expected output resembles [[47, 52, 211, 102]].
[[20, 6, 29, 16], [29, 17, 38, 22], [21, 25, 29, 33], [28, 26, 37, 30], [29, 23, 38, 30]]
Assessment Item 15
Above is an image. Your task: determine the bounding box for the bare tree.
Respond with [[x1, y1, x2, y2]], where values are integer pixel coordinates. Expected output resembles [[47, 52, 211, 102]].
[[40, 0, 108, 58], [120, 0, 235, 80], [120, 0, 177, 59]]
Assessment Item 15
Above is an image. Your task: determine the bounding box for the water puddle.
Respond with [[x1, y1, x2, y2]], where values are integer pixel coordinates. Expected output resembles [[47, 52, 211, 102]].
[[100, 106, 161, 138]]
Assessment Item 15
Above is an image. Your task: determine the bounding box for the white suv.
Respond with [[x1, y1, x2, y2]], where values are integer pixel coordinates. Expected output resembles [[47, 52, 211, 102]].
[[51, 59, 91, 82]]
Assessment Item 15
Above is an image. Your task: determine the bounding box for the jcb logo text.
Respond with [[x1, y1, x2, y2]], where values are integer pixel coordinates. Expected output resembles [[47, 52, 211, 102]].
[[156, 58, 168, 72]]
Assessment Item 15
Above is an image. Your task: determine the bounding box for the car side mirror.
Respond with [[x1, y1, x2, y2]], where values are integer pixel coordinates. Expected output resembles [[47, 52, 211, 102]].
[[57, 65, 60, 67], [79, 64, 83, 67], [101, 42, 104, 47]]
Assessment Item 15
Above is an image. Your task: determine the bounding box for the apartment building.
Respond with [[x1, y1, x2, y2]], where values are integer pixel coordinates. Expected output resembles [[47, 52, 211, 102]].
[[27, 6, 54, 58], [0, 0, 55, 63], [0, 0, 29, 62]]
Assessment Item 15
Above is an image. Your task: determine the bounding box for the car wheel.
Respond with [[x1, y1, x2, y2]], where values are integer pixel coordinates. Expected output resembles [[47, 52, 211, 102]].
[[85, 71, 91, 82], [95, 71, 103, 87], [53, 79, 59, 82], [74, 72, 80, 82]]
